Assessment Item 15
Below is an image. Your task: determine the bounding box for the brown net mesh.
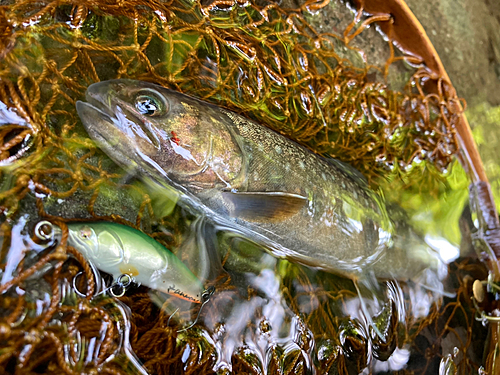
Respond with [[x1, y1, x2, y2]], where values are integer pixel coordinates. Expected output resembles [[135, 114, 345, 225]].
[[0, 0, 461, 183], [0, 0, 485, 374]]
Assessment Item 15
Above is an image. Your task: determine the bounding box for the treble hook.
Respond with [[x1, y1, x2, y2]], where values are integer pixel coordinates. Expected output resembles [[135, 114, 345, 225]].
[[72, 271, 88, 298], [95, 274, 133, 298], [166, 308, 180, 327], [73, 273, 133, 299], [177, 286, 216, 333]]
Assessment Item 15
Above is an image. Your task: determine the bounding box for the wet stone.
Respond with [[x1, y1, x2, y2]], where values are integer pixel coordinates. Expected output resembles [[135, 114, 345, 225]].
[[314, 339, 339, 374], [370, 300, 398, 361], [232, 346, 264, 375], [282, 346, 312, 375], [338, 319, 368, 374]]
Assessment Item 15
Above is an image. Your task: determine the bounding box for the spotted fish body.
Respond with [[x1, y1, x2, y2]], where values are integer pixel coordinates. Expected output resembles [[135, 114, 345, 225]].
[[76, 80, 439, 280], [67, 221, 204, 303]]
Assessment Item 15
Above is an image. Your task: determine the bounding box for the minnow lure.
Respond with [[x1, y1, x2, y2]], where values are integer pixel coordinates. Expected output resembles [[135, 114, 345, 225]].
[[63, 221, 205, 303]]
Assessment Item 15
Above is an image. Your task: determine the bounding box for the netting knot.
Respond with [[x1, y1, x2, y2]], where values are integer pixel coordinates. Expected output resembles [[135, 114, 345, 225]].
[[0, 323, 11, 340], [53, 245, 68, 260], [16, 174, 30, 187]]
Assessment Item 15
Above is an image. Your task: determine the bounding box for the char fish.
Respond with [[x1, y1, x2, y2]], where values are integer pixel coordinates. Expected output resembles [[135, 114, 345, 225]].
[[76, 79, 440, 280]]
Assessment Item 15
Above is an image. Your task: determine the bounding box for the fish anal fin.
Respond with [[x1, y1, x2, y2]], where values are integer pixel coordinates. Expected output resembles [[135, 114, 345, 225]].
[[222, 191, 307, 222]]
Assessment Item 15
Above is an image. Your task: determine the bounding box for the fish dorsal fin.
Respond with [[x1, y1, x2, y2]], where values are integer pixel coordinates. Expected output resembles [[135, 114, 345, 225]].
[[222, 191, 307, 222]]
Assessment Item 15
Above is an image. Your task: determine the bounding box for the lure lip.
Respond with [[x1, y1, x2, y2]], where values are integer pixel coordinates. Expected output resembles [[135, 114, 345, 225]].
[[166, 287, 203, 304]]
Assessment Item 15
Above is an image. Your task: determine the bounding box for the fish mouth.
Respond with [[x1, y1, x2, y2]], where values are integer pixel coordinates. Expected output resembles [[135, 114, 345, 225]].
[[75, 99, 123, 160], [77, 85, 160, 149], [84, 81, 121, 120], [76, 98, 116, 132]]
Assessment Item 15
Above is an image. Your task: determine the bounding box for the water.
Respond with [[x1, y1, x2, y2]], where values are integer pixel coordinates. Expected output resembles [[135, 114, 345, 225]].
[[0, 0, 493, 374]]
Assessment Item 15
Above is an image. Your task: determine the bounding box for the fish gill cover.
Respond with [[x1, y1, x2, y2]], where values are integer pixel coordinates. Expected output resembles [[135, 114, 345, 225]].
[[0, 0, 485, 374]]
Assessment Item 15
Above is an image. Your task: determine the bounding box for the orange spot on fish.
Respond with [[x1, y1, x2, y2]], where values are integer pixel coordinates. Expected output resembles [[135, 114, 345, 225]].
[[170, 131, 180, 145], [119, 264, 139, 277]]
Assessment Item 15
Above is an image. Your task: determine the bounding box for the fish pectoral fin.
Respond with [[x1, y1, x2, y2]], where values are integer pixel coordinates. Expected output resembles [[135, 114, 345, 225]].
[[222, 191, 307, 222]]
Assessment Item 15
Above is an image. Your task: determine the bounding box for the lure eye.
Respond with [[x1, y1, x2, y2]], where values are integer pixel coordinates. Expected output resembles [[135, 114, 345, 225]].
[[134, 90, 167, 117], [80, 227, 92, 239]]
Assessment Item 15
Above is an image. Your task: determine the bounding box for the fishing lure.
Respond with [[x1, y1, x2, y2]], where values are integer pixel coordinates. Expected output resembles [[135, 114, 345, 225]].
[[35, 220, 206, 304]]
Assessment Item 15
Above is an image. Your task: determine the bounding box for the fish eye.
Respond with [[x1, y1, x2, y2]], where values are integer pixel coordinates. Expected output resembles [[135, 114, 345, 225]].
[[134, 90, 167, 117], [80, 227, 92, 239]]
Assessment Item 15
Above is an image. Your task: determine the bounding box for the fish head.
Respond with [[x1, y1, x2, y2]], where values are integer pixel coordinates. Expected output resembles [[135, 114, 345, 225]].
[[67, 222, 125, 275], [67, 223, 99, 260], [76, 79, 244, 191]]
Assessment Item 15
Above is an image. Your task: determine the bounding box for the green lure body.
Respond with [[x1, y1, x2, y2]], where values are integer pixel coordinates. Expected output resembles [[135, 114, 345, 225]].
[[67, 221, 204, 303]]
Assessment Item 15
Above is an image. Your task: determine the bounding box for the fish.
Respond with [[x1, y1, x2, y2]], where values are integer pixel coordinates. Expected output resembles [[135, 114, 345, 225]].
[[75, 79, 440, 280], [66, 221, 205, 303]]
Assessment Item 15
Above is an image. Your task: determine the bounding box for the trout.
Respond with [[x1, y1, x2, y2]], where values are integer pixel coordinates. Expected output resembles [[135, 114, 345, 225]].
[[76, 79, 439, 280]]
